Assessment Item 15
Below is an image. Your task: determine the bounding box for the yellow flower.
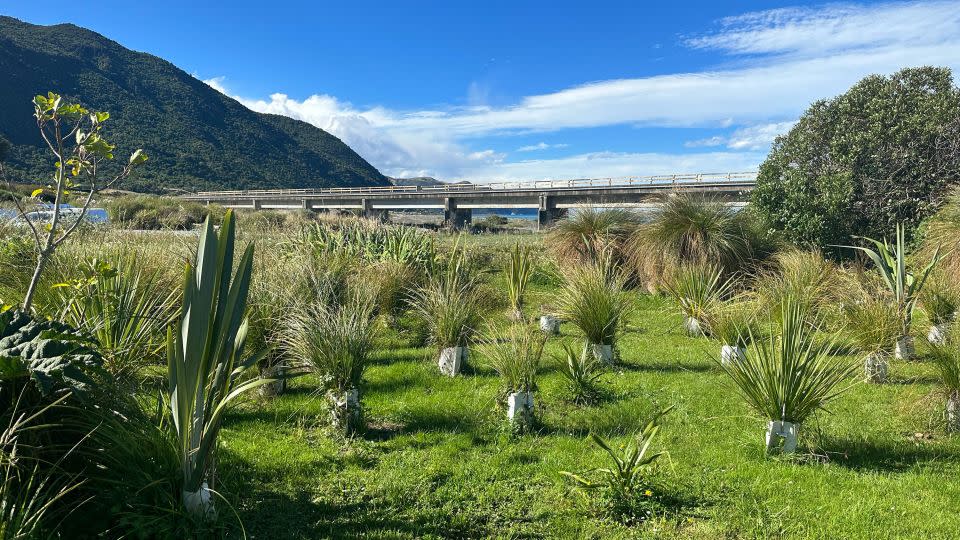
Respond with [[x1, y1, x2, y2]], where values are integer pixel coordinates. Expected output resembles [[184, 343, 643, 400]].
[[644, 490, 653, 497]]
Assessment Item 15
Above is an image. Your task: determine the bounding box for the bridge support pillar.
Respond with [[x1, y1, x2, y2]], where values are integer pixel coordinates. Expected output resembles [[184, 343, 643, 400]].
[[537, 195, 566, 231], [361, 198, 390, 223], [301, 199, 312, 211], [252, 199, 261, 210], [443, 198, 472, 230]]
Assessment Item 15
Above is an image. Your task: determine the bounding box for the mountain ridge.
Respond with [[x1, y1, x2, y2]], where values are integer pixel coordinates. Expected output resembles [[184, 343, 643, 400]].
[[0, 16, 388, 192]]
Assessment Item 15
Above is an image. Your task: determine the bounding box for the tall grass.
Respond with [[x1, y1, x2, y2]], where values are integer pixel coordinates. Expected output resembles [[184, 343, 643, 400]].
[[482, 321, 547, 395], [546, 208, 639, 265], [750, 249, 841, 323], [557, 254, 632, 348], [284, 290, 377, 394], [411, 248, 481, 350], [628, 195, 773, 289]]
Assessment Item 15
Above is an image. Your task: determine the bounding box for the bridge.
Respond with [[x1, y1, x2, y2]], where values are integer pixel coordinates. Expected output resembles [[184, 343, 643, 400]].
[[183, 171, 757, 229]]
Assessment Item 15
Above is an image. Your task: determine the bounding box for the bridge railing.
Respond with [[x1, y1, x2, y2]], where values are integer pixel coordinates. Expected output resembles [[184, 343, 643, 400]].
[[184, 171, 757, 199]]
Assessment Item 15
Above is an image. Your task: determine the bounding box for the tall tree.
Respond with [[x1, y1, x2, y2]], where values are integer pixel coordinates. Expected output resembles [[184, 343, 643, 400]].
[[752, 67, 960, 249]]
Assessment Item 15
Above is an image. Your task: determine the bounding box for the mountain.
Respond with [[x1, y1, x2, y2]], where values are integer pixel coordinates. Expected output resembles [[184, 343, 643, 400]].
[[0, 16, 388, 193], [388, 176, 445, 187]]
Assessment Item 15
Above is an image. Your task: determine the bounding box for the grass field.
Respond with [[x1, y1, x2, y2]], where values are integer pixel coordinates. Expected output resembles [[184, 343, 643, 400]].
[[202, 233, 960, 540]]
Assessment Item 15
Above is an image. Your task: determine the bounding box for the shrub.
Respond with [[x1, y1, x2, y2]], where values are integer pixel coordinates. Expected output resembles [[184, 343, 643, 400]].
[[752, 66, 960, 247]]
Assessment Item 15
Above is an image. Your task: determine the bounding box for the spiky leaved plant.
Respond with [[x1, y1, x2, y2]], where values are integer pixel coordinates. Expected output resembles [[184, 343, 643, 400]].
[[561, 407, 672, 523], [55, 253, 179, 378], [505, 242, 534, 320], [166, 210, 269, 519], [557, 343, 605, 405], [718, 298, 858, 454], [664, 263, 734, 337], [842, 223, 943, 358]]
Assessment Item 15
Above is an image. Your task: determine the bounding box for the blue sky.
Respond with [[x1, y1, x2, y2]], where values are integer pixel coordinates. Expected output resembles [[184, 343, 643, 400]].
[[6, 1, 960, 181]]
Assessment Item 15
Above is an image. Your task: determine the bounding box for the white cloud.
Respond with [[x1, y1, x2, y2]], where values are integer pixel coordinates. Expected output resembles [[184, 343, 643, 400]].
[[686, 121, 797, 150], [448, 150, 765, 184], [203, 1, 960, 181], [685, 1, 960, 58], [517, 142, 570, 152]]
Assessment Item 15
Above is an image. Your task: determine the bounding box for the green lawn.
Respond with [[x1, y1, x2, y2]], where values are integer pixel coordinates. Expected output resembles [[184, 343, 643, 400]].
[[216, 255, 960, 539]]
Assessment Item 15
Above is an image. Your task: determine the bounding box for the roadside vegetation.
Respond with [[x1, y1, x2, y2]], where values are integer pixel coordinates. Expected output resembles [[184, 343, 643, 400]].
[[3, 70, 960, 538]]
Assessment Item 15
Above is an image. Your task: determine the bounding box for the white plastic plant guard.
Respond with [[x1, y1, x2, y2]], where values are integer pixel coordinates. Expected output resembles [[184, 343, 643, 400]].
[[182, 481, 216, 520], [539, 315, 560, 335], [438, 346, 467, 376], [765, 420, 798, 454], [895, 335, 915, 360], [684, 316, 703, 337], [948, 392, 960, 433], [259, 366, 287, 397], [585, 342, 613, 365], [928, 324, 948, 346], [507, 391, 534, 428], [864, 353, 889, 383], [329, 387, 361, 431], [720, 345, 745, 366]]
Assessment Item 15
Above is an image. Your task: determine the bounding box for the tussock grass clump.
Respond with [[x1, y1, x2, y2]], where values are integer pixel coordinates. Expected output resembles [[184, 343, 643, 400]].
[[546, 208, 640, 265], [921, 272, 960, 327], [750, 249, 841, 324], [481, 321, 547, 395], [628, 194, 774, 290], [411, 250, 481, 351], [285, 290, 377, 394], [929, 337, 960, 432], [704, 300, 760, 348], [557, 254, 632, 352]]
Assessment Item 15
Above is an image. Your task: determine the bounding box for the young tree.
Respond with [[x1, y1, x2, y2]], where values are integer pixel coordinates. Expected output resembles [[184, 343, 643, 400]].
[[0, 92, 148, 310], [752, 67, 960, 249]]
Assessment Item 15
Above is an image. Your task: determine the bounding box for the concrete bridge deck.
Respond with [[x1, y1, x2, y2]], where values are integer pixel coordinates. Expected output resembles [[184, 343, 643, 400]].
[[183, 172, 757, 229]]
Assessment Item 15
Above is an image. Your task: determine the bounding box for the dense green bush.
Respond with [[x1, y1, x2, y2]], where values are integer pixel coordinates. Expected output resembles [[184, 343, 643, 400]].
[[752, 67, 960, 249]]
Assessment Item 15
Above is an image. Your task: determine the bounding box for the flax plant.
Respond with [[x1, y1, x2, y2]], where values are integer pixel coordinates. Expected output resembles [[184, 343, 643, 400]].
[[505, 242, 534, 320], [166, 211, 268, 519]]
